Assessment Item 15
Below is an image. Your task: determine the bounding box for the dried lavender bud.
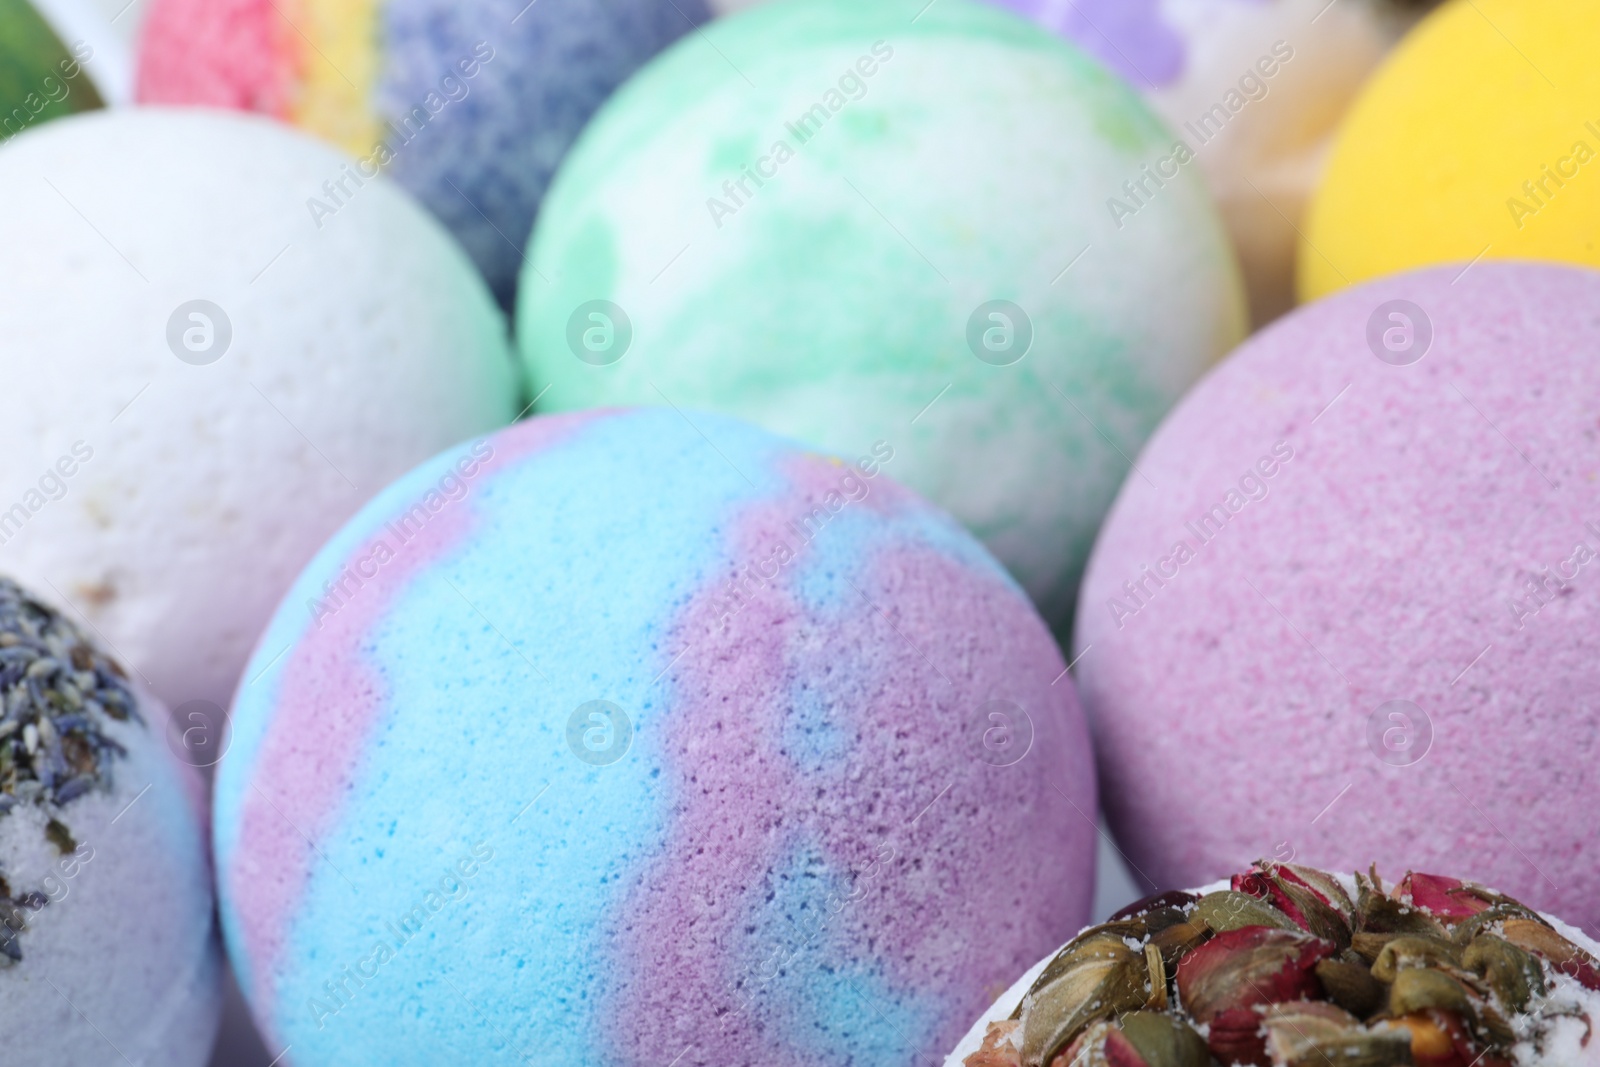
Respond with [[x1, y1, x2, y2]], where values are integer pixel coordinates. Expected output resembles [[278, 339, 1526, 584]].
[[0, 576, 144, 965]]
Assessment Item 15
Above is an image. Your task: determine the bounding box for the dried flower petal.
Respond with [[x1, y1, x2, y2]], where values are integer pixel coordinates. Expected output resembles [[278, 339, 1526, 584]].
[[1116, 1011, 1209, 1067], [1462, 934, 1545, 1013], [1176, 926, 1336, 1023], [1315, 958, 1388, 1018], [1396, 873, 1493, 923], [1499, 918, 1600, 992], [1261, 1001, 1411, 1067], [1194, 890, 1299, 935], [1019, 933, 1151, 1066], [1371, 935, 1463, 983]]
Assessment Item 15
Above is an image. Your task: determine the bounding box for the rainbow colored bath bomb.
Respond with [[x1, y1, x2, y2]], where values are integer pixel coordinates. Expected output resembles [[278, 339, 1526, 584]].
[[0, 108, 518, 714], [135, 0, 709, 307], [1301, 0, 1600, 300], [0, 577, 221, 1064], [1075, 261, 1600, 934], [989, 0, 1424, 323], [518, 0, 1245, 639], [218, 408, 1095, 1066]]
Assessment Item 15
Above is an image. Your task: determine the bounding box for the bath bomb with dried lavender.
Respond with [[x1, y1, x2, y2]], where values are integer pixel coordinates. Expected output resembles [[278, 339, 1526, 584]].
[[217, 408, 1095, 1066], [947, 861, 1600, 1067], [0, 108, 518, 714], [0, 577, 220, 1064], [135, 0, 710, 307], [517, 0, 1245, 640], [1075, 261, 1600, 935]]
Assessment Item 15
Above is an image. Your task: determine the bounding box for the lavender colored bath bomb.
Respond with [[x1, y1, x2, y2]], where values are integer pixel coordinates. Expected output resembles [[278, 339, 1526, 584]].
[[217, 408, 1095, 1066], [0, 578, 221, 1065], [1075, 261, 1600, 937]]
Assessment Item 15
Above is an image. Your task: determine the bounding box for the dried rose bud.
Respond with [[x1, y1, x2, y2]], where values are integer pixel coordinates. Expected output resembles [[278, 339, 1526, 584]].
[[1260, 1000, 1411, 1067], [1177, 926, 1337, 1024], [1060, 1012, 1208, 1067], [1018, 933, 1152, 1066], [1110, 890, 1199, 923], [1499, 918, 1600, 993], [1314, 957, 1388, 1018], [1371, 935, 1463, 983], [1193, 890, 1299, 935], [1355, 871, 1448, 938], [1396, 873, 1492, 923], [1462, 934, 1546, 1013]]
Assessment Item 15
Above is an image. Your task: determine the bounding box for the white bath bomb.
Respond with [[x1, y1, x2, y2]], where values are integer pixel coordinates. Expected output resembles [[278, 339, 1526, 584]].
[[0, 108, 519, 713], [0, 577, 221, 1065]]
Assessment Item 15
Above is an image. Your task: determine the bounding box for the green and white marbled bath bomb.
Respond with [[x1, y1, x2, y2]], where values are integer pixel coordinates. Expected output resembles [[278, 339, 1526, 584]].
[[517, 0, 1245, 631]]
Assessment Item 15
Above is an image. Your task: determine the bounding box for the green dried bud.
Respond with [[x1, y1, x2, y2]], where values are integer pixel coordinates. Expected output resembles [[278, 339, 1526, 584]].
[[1388, 967, 1474, 1019], [1315, 957, 1388, 1018], [1018, 933, 1150, 1066], [1372, 935, 1462, 983], [1193, 890, 1299, 934], [1117, 1011, 1209, 1067], [1463, 935, 1546, 1013]]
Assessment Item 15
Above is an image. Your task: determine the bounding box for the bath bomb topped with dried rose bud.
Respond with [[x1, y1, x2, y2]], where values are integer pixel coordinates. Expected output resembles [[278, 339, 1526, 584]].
[[0, 108, 519, 715], [517, 0, 1245, 642], [948, 860, 1600, 1067], [216, 407, 1095, 1066], [135, 0, 710, 308], [0, 577, 221, 1064], [1075, 261, 1600, 933], [987, 0, 1434, 324]]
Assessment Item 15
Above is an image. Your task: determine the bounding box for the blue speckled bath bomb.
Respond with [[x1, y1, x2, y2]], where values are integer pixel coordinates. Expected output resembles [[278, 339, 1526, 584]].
[[217, 408, 1096, 1067], [138, 0, 710, 307]]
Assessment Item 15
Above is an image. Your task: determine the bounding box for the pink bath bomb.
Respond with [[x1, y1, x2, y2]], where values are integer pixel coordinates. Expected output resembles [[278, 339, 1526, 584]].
[[1076, 261, 1600, 938]]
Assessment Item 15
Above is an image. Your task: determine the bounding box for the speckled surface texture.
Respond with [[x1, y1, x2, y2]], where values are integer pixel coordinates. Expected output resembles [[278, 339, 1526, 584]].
[[218, 408, 1096, 1066], [1075, 262, 1600, 938], [134, 0, 709, 307], [0, 581, 221, 1065], [517, 0, 1245, 641], [0, 109, 518, 713]]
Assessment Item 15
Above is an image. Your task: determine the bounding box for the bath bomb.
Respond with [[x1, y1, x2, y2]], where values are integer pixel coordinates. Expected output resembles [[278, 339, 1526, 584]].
[[947, 862, 1600, 1067], [990, 0, 1432, 324], [517, 0, 1245, 639], [1301, 0, 1600, 300], [135, 0, 710, 307], [0, 108, 518, 715], [1075, 261, 1600, 936], [217, 407, 1095, 1066], [1, 0, 121, 146], [0, 577, 221, 1065]]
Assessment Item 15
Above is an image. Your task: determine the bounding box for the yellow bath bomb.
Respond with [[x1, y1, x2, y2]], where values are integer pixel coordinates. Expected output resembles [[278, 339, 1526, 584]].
[[1300, 0, 1600, 300]]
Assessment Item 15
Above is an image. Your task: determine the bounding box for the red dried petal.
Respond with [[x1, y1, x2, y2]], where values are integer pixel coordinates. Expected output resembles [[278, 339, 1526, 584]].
[[1175, 926, 1336, 1025], [1232, 871, 1310, 929], [1205, 1007, 1269, 1067], [1397, 872, 1491, 921]]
